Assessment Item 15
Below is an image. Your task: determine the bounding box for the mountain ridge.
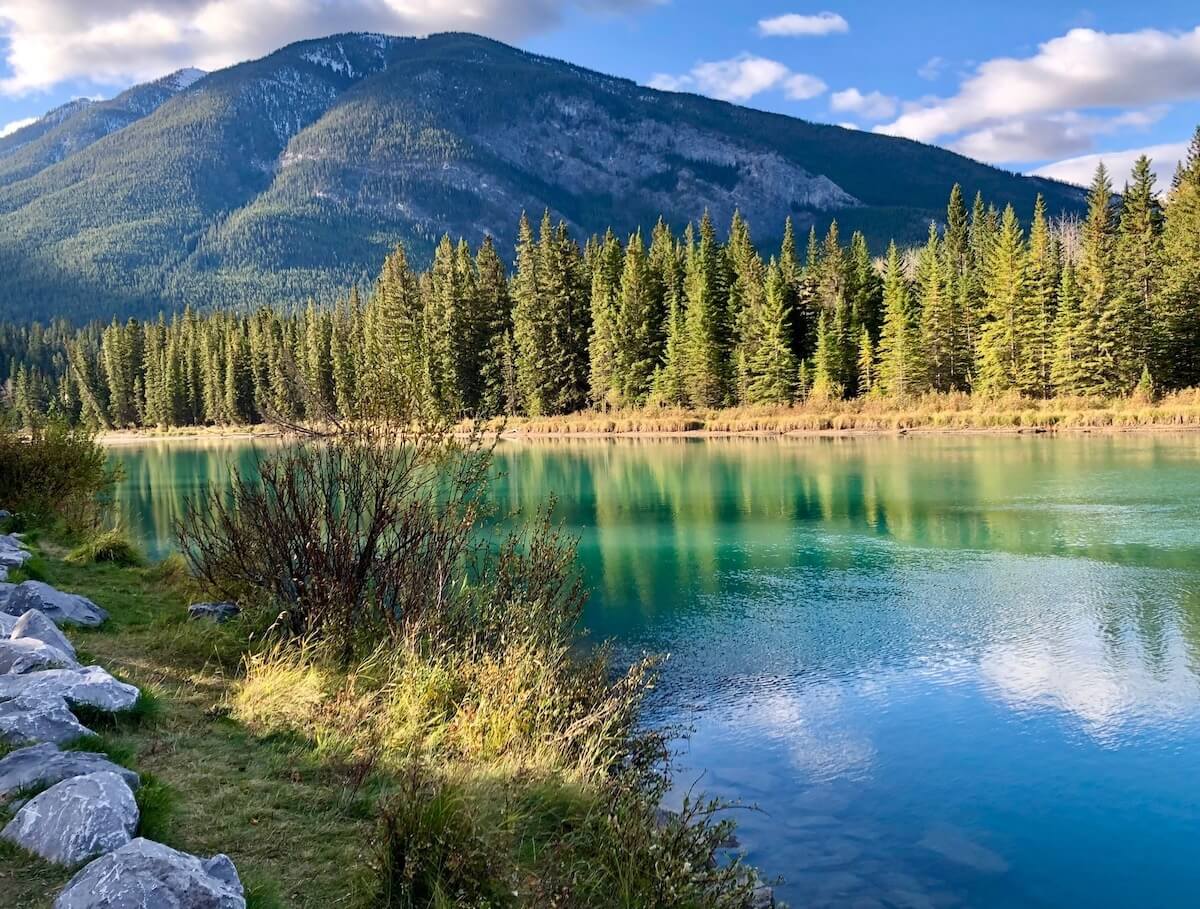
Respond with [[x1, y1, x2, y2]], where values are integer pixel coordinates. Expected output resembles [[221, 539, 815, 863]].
[[0, 31, 1085, 322]]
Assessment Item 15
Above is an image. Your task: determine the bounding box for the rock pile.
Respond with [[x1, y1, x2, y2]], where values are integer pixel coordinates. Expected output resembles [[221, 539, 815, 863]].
[[0, 550, 246, 908]]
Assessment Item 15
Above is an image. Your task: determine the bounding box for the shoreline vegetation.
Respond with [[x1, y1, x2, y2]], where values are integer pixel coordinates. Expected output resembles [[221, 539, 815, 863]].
[[5, 141, 1200, 445], [2, 419, 776, 909], [94, 390, 1200, 443]]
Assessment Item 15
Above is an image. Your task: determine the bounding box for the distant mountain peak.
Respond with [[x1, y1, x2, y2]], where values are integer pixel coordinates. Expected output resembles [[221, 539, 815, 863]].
[[161, 67, 207, 91], [0, 30, 1085, 322]]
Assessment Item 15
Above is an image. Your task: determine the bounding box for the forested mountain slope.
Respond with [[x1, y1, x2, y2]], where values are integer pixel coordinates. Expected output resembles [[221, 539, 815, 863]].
[[0, 32, 1084, 322]]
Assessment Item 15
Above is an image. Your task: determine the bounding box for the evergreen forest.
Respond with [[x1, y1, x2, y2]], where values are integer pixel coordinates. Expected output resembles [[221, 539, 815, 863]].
[[3, 133, 1199, 430]]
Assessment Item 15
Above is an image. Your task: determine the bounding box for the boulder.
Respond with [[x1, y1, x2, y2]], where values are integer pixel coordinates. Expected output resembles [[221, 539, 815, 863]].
[[187, 602, 240, 623], [0, 742, 139, 799], [0, 692, 93, 745], [12, 609, 76, 658], [0, 610, 15, 637], [0, 666, 140, 713], [0, 508, 11, 521], [55, 838, 246, 909], [0, 637, 79, 674], [0, 534, 30, 569], [1, 770, 138, 865], [0, 581, 108, 628]]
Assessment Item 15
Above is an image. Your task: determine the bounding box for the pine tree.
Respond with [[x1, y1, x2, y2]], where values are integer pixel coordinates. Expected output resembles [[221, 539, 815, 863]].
[[1074, 164, 1120, 395], [917, 223, 955, 392], [847, 231, 883, 337], [975, 205, 1028, 395], [810, 312, 843, 401], [856, 325, 876, 397], [1051, 262, 1083, 394], [683, 212, 732, 407], [740, 259, 795, 405], [942, 184, 973, 390], [330, 297, 357, 416], [588, 230, 623, 408], [615, 231, 661, 405], [649, 248, 689, 408], [367, 242, 426, 406], [474, 237, 512, 418], [1155, 132, 1200, 388], [1024, 196, 1059, 397], [877, 242, 924, 397]]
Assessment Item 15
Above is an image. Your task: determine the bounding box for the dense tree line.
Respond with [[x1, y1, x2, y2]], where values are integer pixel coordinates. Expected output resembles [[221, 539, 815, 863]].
[[3, 133, 1200, 429]]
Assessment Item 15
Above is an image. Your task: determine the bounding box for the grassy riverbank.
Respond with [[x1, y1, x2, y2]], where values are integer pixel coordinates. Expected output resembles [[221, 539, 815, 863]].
[[1, 527, 760, 909], [94, 391, 1200, 444], [497, 390, 1200, 436], [0, 536, 375, 908]]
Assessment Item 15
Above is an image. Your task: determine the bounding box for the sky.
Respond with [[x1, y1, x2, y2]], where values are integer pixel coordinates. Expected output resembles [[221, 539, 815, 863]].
[[0, 1, 1198, 187]]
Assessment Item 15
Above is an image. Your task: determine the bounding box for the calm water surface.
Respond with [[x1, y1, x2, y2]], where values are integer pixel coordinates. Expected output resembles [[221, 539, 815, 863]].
[[108, 435, 1200, 909]]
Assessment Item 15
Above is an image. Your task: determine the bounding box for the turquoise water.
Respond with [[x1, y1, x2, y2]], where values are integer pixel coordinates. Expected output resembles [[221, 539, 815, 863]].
[[108, 435, 1200, 908]]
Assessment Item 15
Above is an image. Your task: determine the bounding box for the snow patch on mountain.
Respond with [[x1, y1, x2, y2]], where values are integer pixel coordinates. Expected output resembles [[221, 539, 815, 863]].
[[163, 68, 207, 91]]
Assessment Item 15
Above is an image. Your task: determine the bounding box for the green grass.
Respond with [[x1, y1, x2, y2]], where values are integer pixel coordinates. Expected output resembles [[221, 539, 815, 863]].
[[0, 543, 385, 909], [1, 535, 763, 909]]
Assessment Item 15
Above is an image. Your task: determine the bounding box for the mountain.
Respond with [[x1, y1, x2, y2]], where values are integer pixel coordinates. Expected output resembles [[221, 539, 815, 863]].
[[0, 68, 207, 189], [0, 32, 1084, 322]]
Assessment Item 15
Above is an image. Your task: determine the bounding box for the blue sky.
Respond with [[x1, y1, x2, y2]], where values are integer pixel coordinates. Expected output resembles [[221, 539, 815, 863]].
[[1, 1, 1198, 186]]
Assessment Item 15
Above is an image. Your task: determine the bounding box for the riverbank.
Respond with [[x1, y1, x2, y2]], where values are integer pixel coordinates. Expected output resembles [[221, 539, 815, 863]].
[[0, 535, 367, 908], [95, 391, 1200, 444], [2, 528, 772, 908]]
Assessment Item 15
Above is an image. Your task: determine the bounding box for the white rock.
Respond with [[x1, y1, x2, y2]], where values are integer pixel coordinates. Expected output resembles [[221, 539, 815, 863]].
[[0, 637, 79, 674], [11, 608, 76, 658], [0, 742, 139, 799], [55, 838, 246, 909], [0, 611, 15, 636], [1, 581, 108, 628], [0, 534, 30, 569], [0, 666, 140, 712], [0, 692, 93, 745], [1, 770, 138, 865]]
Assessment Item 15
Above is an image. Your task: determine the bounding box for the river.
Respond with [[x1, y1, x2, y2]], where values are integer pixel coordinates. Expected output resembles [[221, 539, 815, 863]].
[[107, 433, 1200, 908]]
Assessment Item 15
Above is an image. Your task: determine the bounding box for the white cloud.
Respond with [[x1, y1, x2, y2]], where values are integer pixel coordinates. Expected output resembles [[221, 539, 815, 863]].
[[0, 0, 662, 94], [650, 54, 826, 104], [784, 73, 828, 101], [0, 116, 36, 137], [917, 56, 946, 81], [953, 107, 1167, 164], [830, 87, 897, 121], [757, 12, 849, 38], [878, 26, 1200, 144], [1032, 141, 1190, 188]]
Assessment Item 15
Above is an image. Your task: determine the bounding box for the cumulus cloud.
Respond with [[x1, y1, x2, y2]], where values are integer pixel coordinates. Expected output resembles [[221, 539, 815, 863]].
[[954, 107, 1168, 164], [650, 54, 826, 104], [757, 12, 849, 38], [878, 26, 1200, 144], [1032, 141, 1190, 188], [0, 116, 36, 137], [830, 87, 897, 121], [0, 0, 662, 94], [783, 73, 828, 101]]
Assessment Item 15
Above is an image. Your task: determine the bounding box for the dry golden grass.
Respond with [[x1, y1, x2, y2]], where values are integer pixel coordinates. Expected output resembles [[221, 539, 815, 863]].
[[487, 389, 1200, 436]]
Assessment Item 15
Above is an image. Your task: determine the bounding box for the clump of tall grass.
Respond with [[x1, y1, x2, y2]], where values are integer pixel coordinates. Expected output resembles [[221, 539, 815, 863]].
[[66, 527, 144, 567]]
